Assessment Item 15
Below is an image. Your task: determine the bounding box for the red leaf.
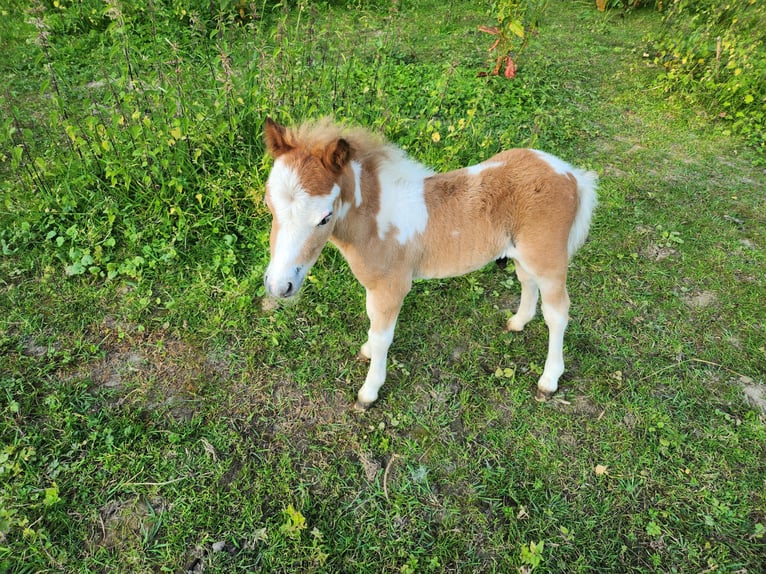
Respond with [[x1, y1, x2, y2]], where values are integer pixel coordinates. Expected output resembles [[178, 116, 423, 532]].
[[488, 38, 501, 52], [504, 56, 516, 79]]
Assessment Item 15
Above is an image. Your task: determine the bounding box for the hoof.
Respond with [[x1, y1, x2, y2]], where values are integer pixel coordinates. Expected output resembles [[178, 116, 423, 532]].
[[352, 400, 373, 412], [535, 388, 554, 402]]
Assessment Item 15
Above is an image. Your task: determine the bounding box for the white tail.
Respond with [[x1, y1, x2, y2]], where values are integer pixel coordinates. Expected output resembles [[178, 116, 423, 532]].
[[567, 169, 598, 258]]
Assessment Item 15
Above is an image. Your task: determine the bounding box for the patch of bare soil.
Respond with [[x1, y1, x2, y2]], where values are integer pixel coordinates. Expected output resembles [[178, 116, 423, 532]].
[[640, 243, 678, 262], [221, 371, 365, 475], [91, 496, 165, 554], [682, 290, 717, 309], [547, 394, 604, 418], [181, 540, 240, 574], [22, 337, 53, 358], [357, 450, 382, 481], [89, 350, 147, 389], [740, 377, 766, 416], [70, 316, 236, 420]]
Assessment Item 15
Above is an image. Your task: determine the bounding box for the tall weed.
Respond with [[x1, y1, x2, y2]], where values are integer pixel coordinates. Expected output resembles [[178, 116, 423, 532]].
[[650, 0, 766, 151], [1, 0, 560, 285]]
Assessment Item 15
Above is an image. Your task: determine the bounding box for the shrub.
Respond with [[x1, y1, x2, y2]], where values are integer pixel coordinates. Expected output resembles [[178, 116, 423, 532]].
[[2, 0, 547, 284], [650, 0, 766, 150], [478, 0, 548, 78]]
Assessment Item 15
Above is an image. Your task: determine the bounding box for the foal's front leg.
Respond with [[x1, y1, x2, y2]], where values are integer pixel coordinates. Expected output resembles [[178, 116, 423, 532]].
[[355, 284, 409, 410]]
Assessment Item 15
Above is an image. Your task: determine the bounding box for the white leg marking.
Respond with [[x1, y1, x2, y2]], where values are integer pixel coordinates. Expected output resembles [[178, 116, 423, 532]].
[[507, 261, 539, 332], [357, 323, 396, 405], [536, 279, 570, 397], [355, 286, 407, 407]]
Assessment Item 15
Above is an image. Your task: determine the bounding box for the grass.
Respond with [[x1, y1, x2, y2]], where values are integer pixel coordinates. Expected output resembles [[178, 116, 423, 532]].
[[1, 0, 765, 572]]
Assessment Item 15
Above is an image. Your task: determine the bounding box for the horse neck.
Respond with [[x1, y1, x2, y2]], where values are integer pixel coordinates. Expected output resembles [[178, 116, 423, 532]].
[[331, 150, 433, 249], [337, 163, 361, 210], [330, 161, 370, 247]]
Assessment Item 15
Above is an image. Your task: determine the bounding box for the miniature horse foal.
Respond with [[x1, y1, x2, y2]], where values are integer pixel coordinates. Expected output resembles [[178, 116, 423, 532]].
[[262, 118, 597, 409]]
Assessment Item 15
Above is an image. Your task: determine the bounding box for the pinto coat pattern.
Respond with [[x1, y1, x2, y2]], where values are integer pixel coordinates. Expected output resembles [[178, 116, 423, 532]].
[[262, 118, 597, 409]]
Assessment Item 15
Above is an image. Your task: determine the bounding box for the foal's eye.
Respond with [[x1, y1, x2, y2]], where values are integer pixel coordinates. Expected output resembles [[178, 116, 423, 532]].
[[318, 212, 333, 227]]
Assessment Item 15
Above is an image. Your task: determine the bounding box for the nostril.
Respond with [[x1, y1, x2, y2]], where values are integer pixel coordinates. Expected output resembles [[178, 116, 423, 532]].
[[283, 282, 293, 297]]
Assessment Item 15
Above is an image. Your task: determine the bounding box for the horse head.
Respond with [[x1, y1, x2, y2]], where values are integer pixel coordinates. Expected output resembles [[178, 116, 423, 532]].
[[263, 118, 350, 298]]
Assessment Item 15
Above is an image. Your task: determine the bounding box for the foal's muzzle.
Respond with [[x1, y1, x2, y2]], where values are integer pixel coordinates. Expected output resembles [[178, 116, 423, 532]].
[[264, 266, 305, 299], [265, 276, 294, 298]]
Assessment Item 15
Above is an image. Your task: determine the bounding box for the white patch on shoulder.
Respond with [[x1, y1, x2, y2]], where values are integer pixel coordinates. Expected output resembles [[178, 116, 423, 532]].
[[375, 147, 434, 243], [466, 160, 504, 176], [351, 161, 363, 207], [533, 149, 575, 176]]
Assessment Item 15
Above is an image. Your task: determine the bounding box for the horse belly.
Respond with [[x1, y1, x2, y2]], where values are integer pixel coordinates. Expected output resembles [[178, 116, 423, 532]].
[[415, 232, 504, 279]]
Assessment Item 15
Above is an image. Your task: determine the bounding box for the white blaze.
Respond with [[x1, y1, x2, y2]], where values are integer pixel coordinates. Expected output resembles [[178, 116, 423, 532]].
[[265, 159, 339, 294]]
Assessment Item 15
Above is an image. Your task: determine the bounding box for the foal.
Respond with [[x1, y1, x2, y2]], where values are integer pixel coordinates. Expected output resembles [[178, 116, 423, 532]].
[[262, 118, 597, 409]]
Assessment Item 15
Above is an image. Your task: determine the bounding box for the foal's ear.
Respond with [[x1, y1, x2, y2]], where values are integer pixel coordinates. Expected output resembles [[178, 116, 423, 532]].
[[323, 138, 351, 174], [264, 117, 293, 157]]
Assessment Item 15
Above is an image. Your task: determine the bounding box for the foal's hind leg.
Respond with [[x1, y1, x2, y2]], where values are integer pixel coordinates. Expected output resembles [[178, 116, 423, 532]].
[[536, 274, 570, 401], [507, 257, 570, 401], [355, 281, 410, 410], [506, 261, 539, 332]]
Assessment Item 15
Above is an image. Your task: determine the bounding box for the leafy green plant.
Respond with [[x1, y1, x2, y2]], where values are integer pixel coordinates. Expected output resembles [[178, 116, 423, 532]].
[[650, 0, 766, 150], [519, 539, 545, 571], [595, 0, 663, 12], [0, 0, 272, 282], [478, 0, 548, 78]]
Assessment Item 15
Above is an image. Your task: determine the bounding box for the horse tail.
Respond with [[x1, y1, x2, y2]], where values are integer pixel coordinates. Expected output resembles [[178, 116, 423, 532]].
[[567, 168, 598, 259]]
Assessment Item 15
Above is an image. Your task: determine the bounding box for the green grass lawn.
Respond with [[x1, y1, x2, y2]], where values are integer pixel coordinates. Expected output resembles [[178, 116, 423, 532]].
[[1, 1, 765, 572]]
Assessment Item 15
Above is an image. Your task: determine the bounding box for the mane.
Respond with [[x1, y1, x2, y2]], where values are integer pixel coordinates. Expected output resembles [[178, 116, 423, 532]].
[[288, 117, 395, 163]]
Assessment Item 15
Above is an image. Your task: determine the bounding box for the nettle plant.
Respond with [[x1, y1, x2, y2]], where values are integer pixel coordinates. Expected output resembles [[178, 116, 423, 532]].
[[651, 0, 766, 149], [2, 0, 268, 281], [478, 0, 548, 79]]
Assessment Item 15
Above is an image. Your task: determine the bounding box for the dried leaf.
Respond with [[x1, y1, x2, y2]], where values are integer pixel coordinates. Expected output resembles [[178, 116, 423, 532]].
[[504, 56, 516, 79], [478, 25, 499, 35], [252, 527, 268, 543], [595, 464, 608, 476], [596, 0, 607, 11]]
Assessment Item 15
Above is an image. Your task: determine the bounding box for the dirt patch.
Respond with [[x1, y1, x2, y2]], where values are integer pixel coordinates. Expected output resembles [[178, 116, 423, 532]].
[[22, 337, 54, 358], [73, 317, 238, 419], [92, 496, 165, 554], [182, 540, 239, 574], [90, 350, 147, 389], [682, 290, 717, 309], [547, 395, 604, 418], [357, 450, 382, 481], [740, 378, 766, 416], [640, 243, 678, 262]]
